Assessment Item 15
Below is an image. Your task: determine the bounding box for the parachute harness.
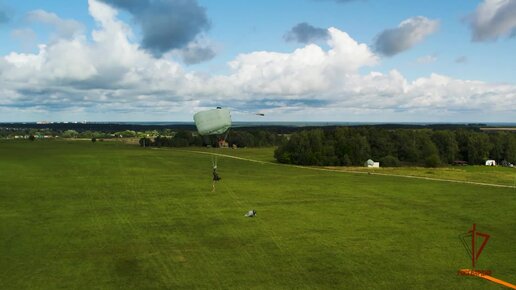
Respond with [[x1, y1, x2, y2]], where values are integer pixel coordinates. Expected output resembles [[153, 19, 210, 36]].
[[211, 127, 231, 168]]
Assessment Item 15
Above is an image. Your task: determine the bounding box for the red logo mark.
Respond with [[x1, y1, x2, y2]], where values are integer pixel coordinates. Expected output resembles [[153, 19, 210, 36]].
[[459, 223, 490, 269]]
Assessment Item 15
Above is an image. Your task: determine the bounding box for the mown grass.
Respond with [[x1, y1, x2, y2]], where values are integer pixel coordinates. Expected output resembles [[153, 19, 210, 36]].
[[324, 165, 516, 187], [1, 140, 515, 289], [187, 146, 516, 187], [186, 146, 277, 163]]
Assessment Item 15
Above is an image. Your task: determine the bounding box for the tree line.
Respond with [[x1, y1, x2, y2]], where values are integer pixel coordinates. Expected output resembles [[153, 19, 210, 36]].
[[140, 130, 286, 148], [274, 128, 516, 167]]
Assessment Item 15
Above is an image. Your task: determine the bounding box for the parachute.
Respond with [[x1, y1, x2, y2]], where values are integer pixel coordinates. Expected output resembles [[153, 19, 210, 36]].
[[194, 108, 232, 136], [193, 108, 232, 173]]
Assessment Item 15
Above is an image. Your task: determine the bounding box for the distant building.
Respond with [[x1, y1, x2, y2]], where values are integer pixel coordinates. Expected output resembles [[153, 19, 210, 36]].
[[365, 159, 380, 168], [485, 160, 496, 166], [218, 139, 229, 148]]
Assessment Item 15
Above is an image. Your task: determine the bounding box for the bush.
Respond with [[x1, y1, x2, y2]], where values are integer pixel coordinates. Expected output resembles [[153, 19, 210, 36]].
[[274, 149, 291, 164], [380, 155, 400, 167], [139, 138, 151, 147], [91, 138, 97, 143], [425, 154, 441, 168], [171, 138, 189, 147], [62, 130, 78, 138]]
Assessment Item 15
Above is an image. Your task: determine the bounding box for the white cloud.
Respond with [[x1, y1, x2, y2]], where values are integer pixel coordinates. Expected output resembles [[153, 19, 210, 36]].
[[406, 74, 516, 112], [467, 0, 516, 41], [0, 0, 515, 122], [25, 10, 84, 39], [223, 28, 378, 96], [11, 28, 37, 50]]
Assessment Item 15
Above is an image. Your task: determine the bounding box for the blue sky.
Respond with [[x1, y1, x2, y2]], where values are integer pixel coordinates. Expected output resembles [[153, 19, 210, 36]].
[[0, 0, 514, 122]]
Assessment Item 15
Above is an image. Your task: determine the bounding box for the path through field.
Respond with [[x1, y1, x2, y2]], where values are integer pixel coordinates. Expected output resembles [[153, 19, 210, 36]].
[[180, 149, 516, 189]]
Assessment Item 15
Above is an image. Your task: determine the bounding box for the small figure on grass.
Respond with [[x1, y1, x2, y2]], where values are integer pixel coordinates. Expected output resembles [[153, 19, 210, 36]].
[[212, 166, 221, 192], [245, 210, 257, 217]]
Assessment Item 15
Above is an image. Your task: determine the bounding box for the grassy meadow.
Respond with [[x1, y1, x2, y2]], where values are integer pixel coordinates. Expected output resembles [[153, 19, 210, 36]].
[[0, 140, 515, 289], [324, 164, 516, 187]]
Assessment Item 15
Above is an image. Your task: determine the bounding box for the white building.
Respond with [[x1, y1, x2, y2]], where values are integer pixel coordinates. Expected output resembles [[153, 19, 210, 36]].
[[365, 159, 380, 168], [485, 160, 496, 166]]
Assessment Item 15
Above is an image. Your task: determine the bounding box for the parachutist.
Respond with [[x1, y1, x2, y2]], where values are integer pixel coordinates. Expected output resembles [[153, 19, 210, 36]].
[[193, 108, 231, 191], [212, 166, 221, 192]]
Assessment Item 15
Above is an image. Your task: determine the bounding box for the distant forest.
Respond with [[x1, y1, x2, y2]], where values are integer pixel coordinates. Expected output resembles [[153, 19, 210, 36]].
[[2, 123, 515, 167], [274, 128, 516, 167], [141, 130, 285, 148]]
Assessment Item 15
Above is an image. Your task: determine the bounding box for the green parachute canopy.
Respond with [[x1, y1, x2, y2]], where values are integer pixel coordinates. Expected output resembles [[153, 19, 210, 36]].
[[193, 108, 232, 136]]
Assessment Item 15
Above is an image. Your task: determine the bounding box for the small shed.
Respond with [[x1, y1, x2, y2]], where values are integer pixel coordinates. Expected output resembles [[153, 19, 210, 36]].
[[218, 139, 229, 148], [365, 159, 380, 168], [485, 160, 496, 166]]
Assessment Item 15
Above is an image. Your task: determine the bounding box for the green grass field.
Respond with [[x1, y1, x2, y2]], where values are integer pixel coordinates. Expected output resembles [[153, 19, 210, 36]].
[[186, 147, 516, 187], [1, 140, 515, 289], [324, 165, 516, 187]]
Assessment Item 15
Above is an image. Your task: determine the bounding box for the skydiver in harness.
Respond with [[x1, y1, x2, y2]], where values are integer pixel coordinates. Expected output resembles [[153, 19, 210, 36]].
[[212, 165, 221, 192], [193, 107, 230, 192]]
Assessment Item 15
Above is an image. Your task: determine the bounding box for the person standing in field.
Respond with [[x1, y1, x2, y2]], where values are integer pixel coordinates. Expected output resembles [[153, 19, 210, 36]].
[[212, 166, 221, 192]]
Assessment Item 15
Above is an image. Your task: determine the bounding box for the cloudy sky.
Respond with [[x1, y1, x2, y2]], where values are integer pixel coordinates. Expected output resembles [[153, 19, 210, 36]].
[[0, 0, 515, 122]]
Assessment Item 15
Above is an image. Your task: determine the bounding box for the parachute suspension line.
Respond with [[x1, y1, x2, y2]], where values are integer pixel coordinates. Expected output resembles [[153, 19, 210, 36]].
[[211, 154, 216, 168], [212, 154, 218, 168], [223, 127, 231, 143], [211, 143, 218, 168], [213, 128, 230, 169]]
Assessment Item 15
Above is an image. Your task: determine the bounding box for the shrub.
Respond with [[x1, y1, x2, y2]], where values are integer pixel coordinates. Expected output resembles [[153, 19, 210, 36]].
[[139, 138, 151, 147], [425, 154, 441, 168], [380, 155, 400, 167]]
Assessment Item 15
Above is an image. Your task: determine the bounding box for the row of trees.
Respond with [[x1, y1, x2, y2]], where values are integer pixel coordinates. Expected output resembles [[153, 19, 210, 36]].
[[0, 127, 163, 139], [274, 128, 516, 167], [140, 130, 286, 148]]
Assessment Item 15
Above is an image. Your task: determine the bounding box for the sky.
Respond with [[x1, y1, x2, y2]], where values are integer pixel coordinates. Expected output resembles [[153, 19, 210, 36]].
[[0, 0, 515, 122]]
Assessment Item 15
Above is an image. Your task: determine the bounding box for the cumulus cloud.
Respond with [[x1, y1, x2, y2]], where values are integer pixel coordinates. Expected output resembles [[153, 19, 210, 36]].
[[0, 0, 514, 121], [0, 0, 195, 117], [284, 22, 329, 43], [98, 0, 210, 57], [374, 16, 439, 56], [25, 10, 84, 39], [226, 27, 378, 96], [11, 29, 38, 49], [179, 38, 217, 65], [467, 0, 516, 41]]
